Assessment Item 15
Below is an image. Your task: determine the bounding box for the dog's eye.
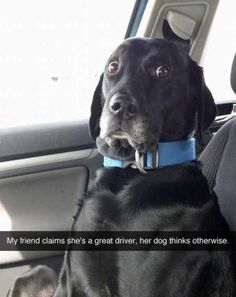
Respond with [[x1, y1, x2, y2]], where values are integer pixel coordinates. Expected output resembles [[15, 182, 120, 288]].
[[155, 65, 169, 78], [107, 61, 119, 74]]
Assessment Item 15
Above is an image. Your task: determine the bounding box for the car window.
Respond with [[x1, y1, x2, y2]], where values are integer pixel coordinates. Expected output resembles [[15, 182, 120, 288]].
[[0, 0, 134, 128], [203, 1, 236, 103]]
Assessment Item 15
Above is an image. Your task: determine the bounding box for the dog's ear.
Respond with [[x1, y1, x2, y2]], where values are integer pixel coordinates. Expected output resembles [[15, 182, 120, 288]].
[[190, 62, 216, 142], [162, 20, 190, 51], [89, 74, 104, 140]]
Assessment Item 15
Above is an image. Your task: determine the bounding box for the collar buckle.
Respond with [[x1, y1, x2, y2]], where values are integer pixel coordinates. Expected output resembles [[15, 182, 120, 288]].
[[135, 147, 158, 174]]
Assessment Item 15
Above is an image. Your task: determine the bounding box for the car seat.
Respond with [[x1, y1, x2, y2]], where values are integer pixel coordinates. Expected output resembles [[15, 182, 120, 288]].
[[199, 53, 236, 230]]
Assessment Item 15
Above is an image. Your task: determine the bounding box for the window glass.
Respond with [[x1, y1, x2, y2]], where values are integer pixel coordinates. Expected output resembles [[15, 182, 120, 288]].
[[0, 0, 134, 128], [203, 1, 236, 102]]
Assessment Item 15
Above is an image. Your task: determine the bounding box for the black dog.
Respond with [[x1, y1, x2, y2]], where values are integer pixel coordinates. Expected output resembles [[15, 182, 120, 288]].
[[8, 37, 235, 297]]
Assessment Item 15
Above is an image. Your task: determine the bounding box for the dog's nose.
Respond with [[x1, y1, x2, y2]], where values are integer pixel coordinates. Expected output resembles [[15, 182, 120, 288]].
[[109, 96, 138, 118]]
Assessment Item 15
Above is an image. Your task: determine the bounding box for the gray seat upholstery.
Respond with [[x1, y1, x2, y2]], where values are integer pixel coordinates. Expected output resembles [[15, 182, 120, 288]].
[[200, 53, 236, 230], [200, 118, 236, 230]]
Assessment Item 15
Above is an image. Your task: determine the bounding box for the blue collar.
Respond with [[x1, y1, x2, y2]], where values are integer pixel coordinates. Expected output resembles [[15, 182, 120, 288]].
[[103, 137, 196, 170]]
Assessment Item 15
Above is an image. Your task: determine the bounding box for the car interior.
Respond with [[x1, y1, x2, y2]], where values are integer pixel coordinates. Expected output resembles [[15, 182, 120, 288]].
[[0, 0, 235, 295]]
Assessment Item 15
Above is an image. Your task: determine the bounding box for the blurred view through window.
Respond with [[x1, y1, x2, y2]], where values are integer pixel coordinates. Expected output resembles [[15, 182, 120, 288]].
[[0, 0, 134, 128]]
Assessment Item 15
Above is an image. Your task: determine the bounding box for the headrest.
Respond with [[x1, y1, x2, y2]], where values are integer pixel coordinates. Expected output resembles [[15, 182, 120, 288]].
[[230, 53, 236, 94]]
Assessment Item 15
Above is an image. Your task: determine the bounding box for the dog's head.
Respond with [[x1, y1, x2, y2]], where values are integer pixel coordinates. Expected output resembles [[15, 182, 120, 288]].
[[89, 37, 216, 160]]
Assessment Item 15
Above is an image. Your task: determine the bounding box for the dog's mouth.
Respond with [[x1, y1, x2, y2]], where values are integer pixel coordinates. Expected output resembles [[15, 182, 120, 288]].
[[104, 131, 156, 154], [101, 131, 157, 173], [105, 131, 131, 148]]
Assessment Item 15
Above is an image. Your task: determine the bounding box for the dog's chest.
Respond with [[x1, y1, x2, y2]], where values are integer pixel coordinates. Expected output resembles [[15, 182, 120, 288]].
[[70, 165, 223, 297], [81, 164, 212, 233]]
